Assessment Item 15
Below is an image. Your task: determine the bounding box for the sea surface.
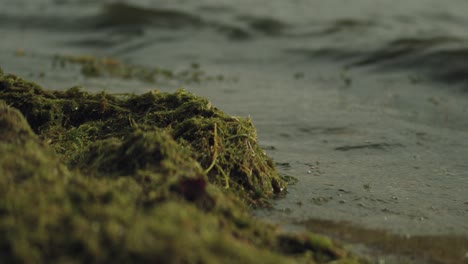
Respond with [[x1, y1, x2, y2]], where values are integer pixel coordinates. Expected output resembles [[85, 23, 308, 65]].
[[1, 0, 468, 262]]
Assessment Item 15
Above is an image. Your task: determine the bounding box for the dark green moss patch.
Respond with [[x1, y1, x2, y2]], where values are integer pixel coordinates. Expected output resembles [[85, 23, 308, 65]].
[[0, 72, 362, 263]]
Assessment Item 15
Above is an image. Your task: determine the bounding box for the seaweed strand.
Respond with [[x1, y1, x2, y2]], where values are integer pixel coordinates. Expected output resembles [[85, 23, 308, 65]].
[[205, 122, 218, 174]]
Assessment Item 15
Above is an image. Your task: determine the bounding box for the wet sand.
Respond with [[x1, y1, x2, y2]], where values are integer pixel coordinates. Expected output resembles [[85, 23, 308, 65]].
[[188, 64, 468, 263], [184, 64, 468, 237]]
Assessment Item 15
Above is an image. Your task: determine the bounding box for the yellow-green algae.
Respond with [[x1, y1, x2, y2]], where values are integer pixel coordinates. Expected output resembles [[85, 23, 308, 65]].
[[0, 73, 283, 204], [0, 71, 362, 263], [52, 54, 225, 84]]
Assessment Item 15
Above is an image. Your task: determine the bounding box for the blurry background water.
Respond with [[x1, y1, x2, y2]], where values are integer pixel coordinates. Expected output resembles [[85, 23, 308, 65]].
[[1, 0, 468, 261]]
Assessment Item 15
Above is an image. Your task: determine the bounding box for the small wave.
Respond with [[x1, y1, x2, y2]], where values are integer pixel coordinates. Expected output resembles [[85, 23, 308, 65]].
[[284, 34, 468, 88], [96, 3, 204, 29], [237, 15, 289, 36], [283, 47, 356, 61], [0, 12, 87, 32], [353, 36, 462, 66], [349, 36, 468, 86], [95, 3, 251, 40], [421, 48, 468, 84], [318, 18, 375, 35], [197, 4, 234, 14]]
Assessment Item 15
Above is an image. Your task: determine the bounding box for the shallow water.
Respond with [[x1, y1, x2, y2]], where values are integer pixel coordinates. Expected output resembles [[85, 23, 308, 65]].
[[1, 0, 468, 261]]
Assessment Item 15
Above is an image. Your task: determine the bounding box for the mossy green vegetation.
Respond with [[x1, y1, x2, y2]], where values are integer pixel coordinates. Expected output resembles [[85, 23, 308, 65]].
[[0, 71, 362, 263], [52, 54, 226, 84], [0, 72, 282, 204]]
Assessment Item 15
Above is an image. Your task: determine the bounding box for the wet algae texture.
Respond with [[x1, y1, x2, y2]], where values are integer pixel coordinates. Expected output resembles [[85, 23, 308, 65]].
[[0, 71, 360, 263], [53, 54, 223, 84]]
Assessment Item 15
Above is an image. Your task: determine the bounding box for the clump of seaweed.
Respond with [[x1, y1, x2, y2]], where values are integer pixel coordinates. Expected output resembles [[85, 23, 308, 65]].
[[0, 72, 362, 263], [0, 73, 283, 204], [52, 54, 227, 84]]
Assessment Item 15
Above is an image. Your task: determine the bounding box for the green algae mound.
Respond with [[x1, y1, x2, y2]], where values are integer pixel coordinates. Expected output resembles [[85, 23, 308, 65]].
[[0, 72, 361, 264], [0, 73, 283, 204]]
